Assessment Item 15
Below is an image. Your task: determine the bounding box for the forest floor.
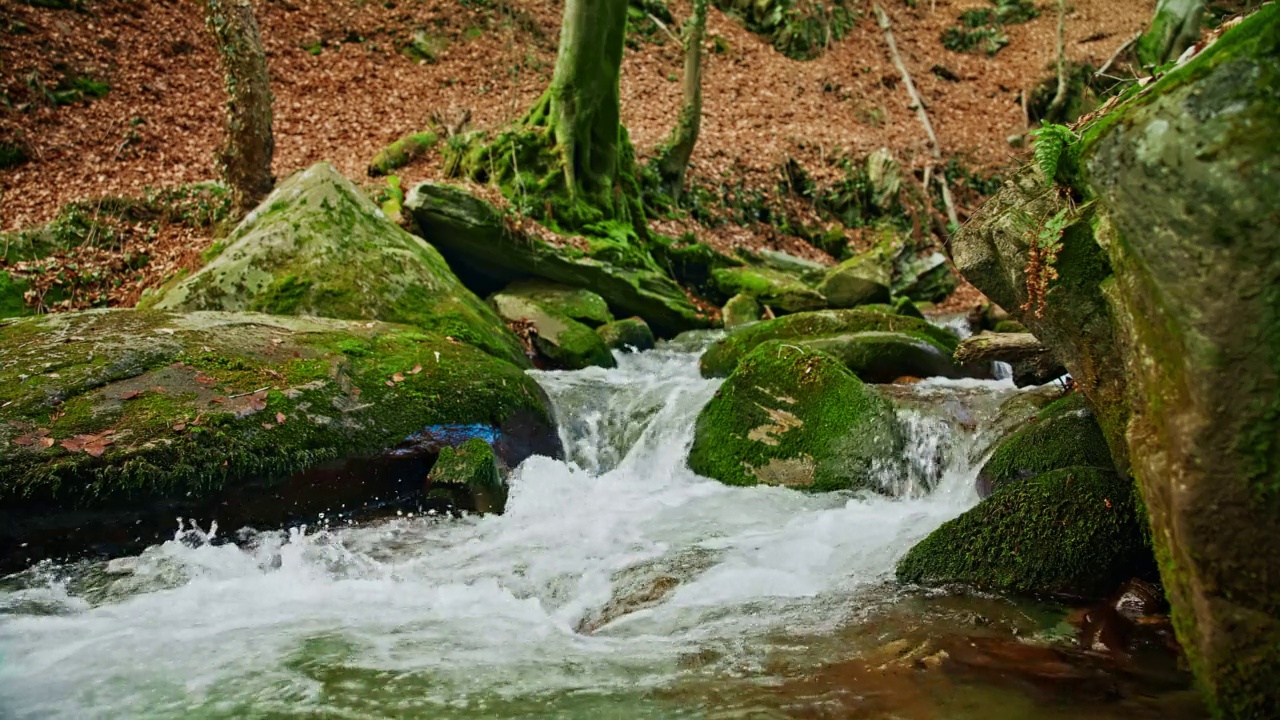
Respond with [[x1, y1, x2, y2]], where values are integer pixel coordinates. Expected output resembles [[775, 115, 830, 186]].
[[0, 0, 1155, 309]]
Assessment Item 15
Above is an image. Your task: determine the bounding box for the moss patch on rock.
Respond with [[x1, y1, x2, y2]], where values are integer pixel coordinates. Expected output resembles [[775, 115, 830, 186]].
[[976, 392, 1114, 497], [489, 291, 615, 370], [688, 341, 902, 492], [802, 331, 965, 384], [700, 309, 960, 378], [721, 293, 761, 329], [897, 466, 1150, 597], [500, 279, 613, 327], [0, 310, 553, 511], [427, 437, 505, 514], [149, 163, 529, 369], [709, 265, 827, 314], [597, 317, 655, 352], [406, 183, 708, 337], [819, 249, 892, 308]]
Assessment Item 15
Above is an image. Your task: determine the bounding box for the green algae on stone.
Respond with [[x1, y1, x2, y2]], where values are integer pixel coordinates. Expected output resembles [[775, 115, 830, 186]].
[[721, 293, 761, 329], [896, 466, 1150, 597], [699, 309, 960, 378], [688, 341, 902, 491], [597, 317, 655, 352], [709, 265, 827, 314], [0, 309, 553, 510], [489, 291, 615, 370], [428, 437, 506, 514], [148, 163, 529, 369], [976, 392, 1114, 497]]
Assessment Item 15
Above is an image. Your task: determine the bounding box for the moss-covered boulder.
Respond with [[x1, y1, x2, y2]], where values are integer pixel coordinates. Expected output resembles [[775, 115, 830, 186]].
[[688, 341, 903, 491], [709, 265, 827, 314], [699, 309, 960, 379], [427, 437, 505, 514], [896, 466, 1150, 597], [721, 293, 762, 329], [801, 331, 966, 384], [977, 392, 1114, 497], [405, 183, 708, 337], [819, 250, 892, 308], [499, 279, 613, 327], [489, 291, 615, 370], [954, 10, 1280, 713], [597, 317, 655, 352], [148, 163, 529, 369], [0, 309, 558, 570]]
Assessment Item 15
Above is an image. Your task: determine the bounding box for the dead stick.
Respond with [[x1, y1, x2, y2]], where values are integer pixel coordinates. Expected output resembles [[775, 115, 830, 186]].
[[873, 3, 960, 229], [1096, 31, 1141, 78]]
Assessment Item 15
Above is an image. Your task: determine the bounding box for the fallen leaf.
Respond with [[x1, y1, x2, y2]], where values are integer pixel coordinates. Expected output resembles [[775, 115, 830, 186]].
[[39, 437, 55, 448], [195, 373, 217, 387], [392, 372, 405, 383], [60, 437, 85, 452], [84, 437, 113, 457], [120, 389, 146, 401], [275, 412, 286, 424], [385, 380, 395, 387], [409, 364, 423, 375], [266, 369, 284, 380], [172, 422, 186, 432], [249, 391, 268, 411], [11, 436, 34, 447], [262, 422, 275, 430], [152, 386, 167, 394], [211, 396, 226, 404]]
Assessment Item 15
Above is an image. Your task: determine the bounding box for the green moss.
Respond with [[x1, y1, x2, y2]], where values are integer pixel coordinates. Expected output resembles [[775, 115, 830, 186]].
[[501, 279, 613, 327], [0, 311, 551, 507], [368, 132, 439, 177], [688, 341, 902, 491], [428, 437, 506, 514], [489, 291, 615, 370], [712, 0, 856, 60], [993, 320, 1028, 333], [709, 266, 826, 314], [801, 331, 964, 383], [978, 392, 1115, 495], [721, 293, 761, 329], [700, 308, 959, 377], [152, 163, 530, 369], [0, 271, 32, 319], [897, 466, 1151, 596], [597, 317, 654, 352]]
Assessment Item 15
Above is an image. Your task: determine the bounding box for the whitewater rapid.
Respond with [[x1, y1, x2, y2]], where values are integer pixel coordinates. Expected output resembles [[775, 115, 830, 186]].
[[0, 336, 1022, 718]]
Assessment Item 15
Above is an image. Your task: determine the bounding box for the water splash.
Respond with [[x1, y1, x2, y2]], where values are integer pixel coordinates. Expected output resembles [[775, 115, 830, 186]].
[[0, 338, 1030, 719]]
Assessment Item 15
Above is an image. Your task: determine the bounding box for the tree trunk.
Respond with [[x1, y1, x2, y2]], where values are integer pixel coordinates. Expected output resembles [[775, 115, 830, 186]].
[[1137, 0, 1205, 68], [204, 0, 274, 218], [544, 0, 629, 207], [656, 0, 707, 200], [1045, 0, 1070, 122]]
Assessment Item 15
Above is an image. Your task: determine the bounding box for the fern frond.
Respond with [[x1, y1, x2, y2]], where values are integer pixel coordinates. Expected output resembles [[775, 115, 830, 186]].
[[1030, 124, 1076, 184]]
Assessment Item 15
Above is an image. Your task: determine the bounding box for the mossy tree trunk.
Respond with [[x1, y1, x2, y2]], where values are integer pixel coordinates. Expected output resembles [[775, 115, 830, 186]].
[[1137, 0, 1205, 68], [448, 0, 648, 235], [204, 0, 275, 218], [655, 0, 707, 200]]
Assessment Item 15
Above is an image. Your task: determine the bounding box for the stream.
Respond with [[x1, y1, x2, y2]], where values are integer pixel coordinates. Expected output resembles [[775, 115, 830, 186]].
[[0, 334, 1202, 718]]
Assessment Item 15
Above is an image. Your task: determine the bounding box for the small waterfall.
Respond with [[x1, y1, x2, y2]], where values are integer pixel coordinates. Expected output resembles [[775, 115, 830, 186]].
[[0, 337, 1033, 719]]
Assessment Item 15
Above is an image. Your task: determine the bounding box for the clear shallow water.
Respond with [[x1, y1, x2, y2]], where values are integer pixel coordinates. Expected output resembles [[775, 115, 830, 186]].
[[0, 340, 1199, 719]]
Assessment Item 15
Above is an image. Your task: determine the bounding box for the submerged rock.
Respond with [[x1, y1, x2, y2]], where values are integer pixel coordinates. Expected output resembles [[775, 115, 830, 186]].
[[427, 437, 505, 514], [976, 393, 1114, 497], [597, 317, 655, 352], [0, 310, 558, 569], [699, 309, 961, 380], [405, 183, 708, 337], [897, 466, 1151, 597], [147, 163, 528, 369], [489, 290, 615, 370], [687, 341, 903, 491]]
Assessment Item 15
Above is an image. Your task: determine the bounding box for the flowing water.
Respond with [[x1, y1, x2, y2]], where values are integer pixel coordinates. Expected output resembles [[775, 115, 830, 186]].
[[0, 336, 1201, 719]]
